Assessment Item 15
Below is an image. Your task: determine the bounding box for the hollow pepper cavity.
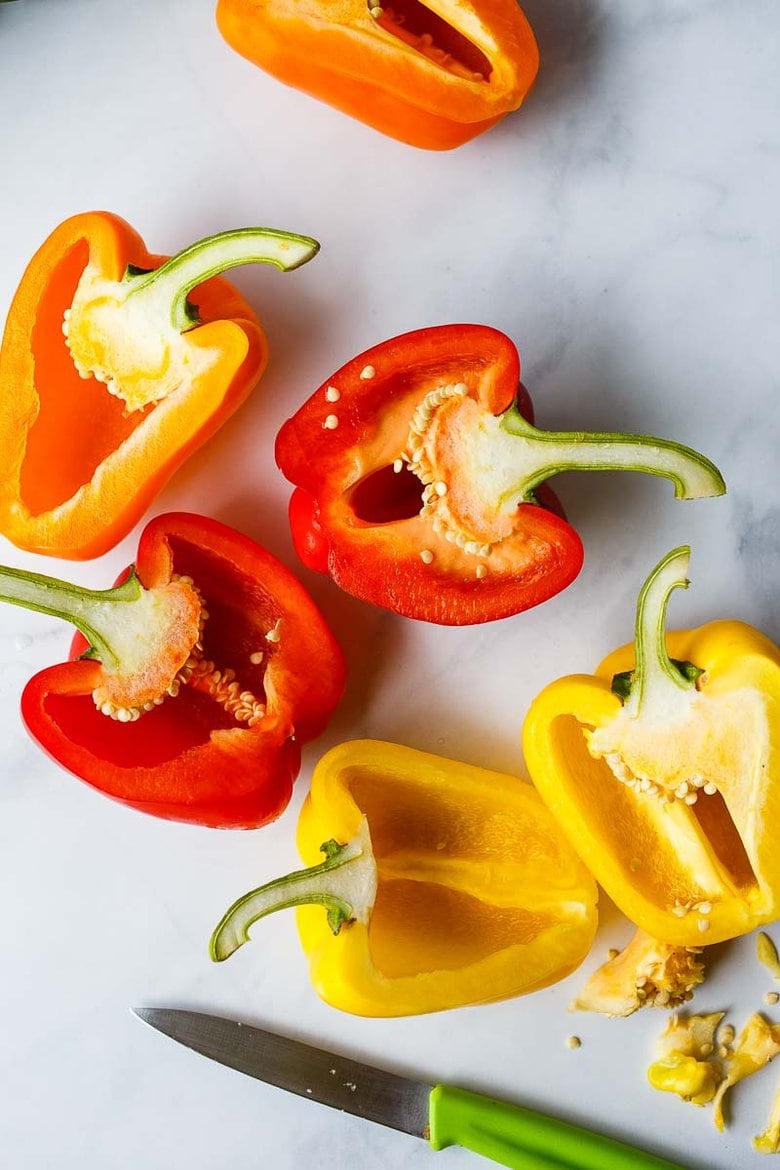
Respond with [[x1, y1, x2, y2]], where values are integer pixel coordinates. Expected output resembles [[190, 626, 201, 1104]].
[[210, 739, 598, 1016], [275, 325, 726, 625], [6, 512, 346, 827], [0, 211, 319, 560], [523, 546, 780, 947], [216, 0, 539, 150]]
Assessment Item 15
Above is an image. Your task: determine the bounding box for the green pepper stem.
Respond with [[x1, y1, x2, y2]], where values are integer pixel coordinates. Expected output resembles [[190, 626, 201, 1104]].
[[0, 563, 145, 670], [124, 227, 320, 332], [624, 546, 696, 720], [499, 406, 726, 501], [210, 819, 377, 962]]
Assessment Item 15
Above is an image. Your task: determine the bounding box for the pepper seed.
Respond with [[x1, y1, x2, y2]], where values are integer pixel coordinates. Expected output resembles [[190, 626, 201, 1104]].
[[265, 620, 282, 644]]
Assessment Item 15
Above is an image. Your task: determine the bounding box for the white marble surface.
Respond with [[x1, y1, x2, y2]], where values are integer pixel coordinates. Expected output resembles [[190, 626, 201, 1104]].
[[0, 1, 778, 1167]]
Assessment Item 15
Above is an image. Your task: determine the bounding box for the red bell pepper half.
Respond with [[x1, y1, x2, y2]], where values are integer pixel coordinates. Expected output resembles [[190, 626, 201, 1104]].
[[7, 513, 346, 827], [275, 325, 726, 625]]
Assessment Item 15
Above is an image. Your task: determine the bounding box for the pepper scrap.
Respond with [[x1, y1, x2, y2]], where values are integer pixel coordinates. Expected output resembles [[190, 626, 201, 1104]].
[[646, 1012, 726, 1107], [216, 0, 539, 151], [7, 512, 346, 827], [523, 545, 780, 947], [210, 739, 598, 1016], [712, 1014, 780, 1131], [570, 928, 705, 1017], [0, 211, 319, 560], [275, 325, 725, 625], [758, 931, 780, 980], [756, 1064, 780, 1153]]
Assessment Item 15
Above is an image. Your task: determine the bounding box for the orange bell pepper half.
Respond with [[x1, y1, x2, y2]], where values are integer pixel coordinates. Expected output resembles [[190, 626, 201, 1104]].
[[216, 0, 539, 150], [0, 212, 319, 560]]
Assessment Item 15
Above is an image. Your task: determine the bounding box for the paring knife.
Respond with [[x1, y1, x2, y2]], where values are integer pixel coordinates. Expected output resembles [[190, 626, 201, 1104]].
[[133, 1008, 686, 1170]]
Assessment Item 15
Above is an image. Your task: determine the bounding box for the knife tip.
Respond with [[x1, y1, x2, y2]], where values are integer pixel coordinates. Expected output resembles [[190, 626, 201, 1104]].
[[131, 1006, 159, 1027]]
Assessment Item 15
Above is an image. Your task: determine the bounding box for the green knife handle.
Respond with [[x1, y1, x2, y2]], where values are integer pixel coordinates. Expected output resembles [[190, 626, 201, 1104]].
[[428, 1085, 687, 1170]]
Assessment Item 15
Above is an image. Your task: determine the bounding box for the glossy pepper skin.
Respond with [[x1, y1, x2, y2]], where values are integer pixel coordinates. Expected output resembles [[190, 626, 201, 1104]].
[[216, 0, 539, 150], [0, 212, 318, 560], [523, 548, 780, 947], [275, 325, 725, 626], [20, 513, 346, 828], [210, 739, 598, 1016]]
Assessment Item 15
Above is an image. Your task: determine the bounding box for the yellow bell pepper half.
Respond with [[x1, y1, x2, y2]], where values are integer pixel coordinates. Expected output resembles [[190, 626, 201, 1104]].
[[523, 546, 780, 948], [211, 739, 598, 1017]]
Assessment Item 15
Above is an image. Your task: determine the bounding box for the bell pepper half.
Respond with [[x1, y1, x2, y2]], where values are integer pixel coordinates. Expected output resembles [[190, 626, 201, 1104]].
[[216, 0, 539, 150], [210, 739, 598, 1016], [4, 512, 346, 827], [275, 325, 726, 625], [0, 211, 319, 560], [523, 545, 780, 947]]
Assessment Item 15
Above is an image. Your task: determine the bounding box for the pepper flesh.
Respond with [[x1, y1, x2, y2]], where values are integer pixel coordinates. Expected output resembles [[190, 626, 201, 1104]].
[[755, 1073, 780, 1153], [571, 928, 704, 1017], [216, 0, 539, 150], [712, 1014, 780, 1131], [0, 212, 318, 559], [276, 325, 725, 625], [17, 513, 346, 827], [210, 739, 598, 1016], [647, 1012, 725, 1107], [523, 547, 780, 946]]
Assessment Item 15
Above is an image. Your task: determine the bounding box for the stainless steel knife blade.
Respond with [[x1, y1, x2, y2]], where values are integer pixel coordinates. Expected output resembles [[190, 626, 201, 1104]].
[[133, 1007, 432, 1139], [134, 1008, 689, 1170]]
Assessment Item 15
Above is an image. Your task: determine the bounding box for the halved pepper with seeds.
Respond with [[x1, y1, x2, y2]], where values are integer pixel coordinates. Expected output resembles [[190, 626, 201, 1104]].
[[275, 325, 725, 625], [216, 0, 539, 150], [6, 513, 346, 827], [0, 211, 318, 560], [523, 546, 780, 946], [210, 739, 598, 1016]]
